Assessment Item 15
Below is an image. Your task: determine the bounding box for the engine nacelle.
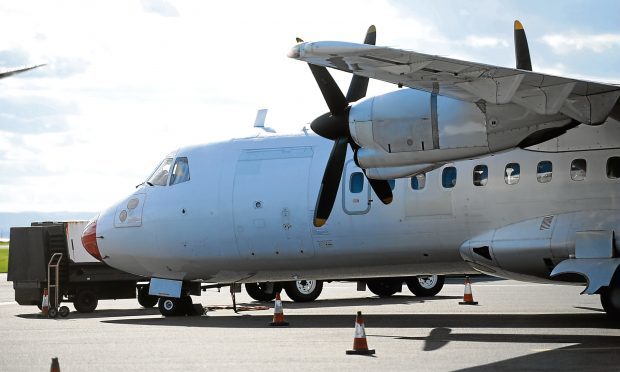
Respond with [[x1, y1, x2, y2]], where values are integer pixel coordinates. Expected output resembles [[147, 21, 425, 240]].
[[349, 89, 572, 169], [459, 211, 620, 286]]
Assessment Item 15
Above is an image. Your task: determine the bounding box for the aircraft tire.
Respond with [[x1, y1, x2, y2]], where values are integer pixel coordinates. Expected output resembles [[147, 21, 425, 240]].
[[73, 290, 98, 313], [406, 275, 445, 297], [284, 280, 323, 302], [137, 285, 158, 308], [367, 278, 401, 297], [601, 271, 620, 320], [245, 283, 281, 302], [158, 297, 184, 316]]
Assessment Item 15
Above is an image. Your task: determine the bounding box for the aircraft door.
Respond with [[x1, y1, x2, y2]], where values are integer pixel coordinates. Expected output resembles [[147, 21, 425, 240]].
[[343, 160, 371, 215], [233, 147, 314, 259]]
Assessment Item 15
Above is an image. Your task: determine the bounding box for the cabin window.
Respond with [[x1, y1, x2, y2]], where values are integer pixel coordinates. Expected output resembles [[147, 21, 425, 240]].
[[411, 174, 426, 190], [537, 161, 552, 183], [607, 157, 620, 179], [169, 157, 190, 186], [504, 163, 520, 185], [388, 179, 396, 190], [473, 165, 488, 186], [442, 167, 457, 188], [570, 159, 587, 181], [350, 172, 364, 193], [147, 157, 173, 186]]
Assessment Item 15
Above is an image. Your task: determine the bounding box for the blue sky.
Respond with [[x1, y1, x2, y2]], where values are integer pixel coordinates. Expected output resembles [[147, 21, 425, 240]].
[[0, 0, 618, 213]]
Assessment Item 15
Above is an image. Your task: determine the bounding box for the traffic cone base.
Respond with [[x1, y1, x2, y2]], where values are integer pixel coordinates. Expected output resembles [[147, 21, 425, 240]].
[[346, 348, 376, 355], [459, 300, 479, 305], [269, 292, 289, 326]]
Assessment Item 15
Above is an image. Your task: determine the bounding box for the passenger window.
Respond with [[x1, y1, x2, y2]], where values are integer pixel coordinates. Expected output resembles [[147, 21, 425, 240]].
[[388, 179, 396, 190], [170, 157, 190, 186], [442, 167, 457, 188], [504, 163, 520, 185], [537, 161, 552, 183], [411, 174, 426, 190], [147, 157, 173, 186], [473, 165, 488, 186], [571, 159, 587, 181], [350, 172, 364, 193], [607, 157, 620, 179]]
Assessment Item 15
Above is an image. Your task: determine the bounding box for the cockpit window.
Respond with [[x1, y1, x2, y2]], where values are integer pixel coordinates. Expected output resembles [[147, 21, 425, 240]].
[[147, 157, 173, 186], [170, 157, 190, 186]]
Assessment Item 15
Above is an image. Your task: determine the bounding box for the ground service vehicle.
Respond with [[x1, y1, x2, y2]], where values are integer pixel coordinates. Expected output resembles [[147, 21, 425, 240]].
[[7, 221, 157, 313]]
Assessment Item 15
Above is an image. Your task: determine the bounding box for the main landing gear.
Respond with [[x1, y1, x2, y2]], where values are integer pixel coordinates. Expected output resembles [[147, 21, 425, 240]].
[[158, 296, 195, 316], [601, 272, 620, 320]]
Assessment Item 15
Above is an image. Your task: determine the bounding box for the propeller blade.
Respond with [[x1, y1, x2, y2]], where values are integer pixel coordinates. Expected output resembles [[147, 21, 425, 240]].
[[346, 25, 376, 103], [308, 64, 349, 115], [314, 137, 349, 227], [367, 176, 393, 205], [514, 20, 532, 71]]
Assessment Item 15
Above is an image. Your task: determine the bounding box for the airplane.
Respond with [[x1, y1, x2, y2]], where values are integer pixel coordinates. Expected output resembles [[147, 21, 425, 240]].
[[81, 21, 620, 319], [0, 64, 45, 80]]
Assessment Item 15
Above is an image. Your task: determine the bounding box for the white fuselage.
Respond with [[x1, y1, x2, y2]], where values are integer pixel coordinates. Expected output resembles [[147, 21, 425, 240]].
[[94, 121, 620, 285]]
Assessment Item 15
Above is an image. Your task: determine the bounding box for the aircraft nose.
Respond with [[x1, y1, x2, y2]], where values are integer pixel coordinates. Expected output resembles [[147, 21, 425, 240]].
[[81, 216, 102, 261]]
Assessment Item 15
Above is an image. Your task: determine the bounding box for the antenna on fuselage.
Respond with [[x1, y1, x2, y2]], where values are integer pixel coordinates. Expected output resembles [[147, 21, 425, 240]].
[[253, 109, 276, 133]]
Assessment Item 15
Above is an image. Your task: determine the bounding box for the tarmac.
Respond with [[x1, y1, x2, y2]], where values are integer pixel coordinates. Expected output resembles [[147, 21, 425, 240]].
[[1, 274, 620, 371]]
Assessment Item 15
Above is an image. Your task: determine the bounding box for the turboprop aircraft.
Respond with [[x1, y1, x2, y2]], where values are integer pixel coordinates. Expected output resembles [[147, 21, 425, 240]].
[[81, 21, 620, 319]]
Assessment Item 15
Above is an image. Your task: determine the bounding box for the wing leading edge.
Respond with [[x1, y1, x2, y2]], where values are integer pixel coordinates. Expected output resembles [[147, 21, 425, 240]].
[[289, 41, 620, 125]]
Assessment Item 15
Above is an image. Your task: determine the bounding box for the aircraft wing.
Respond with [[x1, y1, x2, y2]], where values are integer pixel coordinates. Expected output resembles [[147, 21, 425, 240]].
[[289, 41, 620, 125], [0, 64, 45, 80]]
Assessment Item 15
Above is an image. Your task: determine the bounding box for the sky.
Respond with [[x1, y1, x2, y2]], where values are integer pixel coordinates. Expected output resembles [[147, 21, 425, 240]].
[[0, 0, 619, 214]]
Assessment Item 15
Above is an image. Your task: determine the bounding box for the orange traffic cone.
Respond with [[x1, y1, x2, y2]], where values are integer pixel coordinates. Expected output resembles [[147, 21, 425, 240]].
[[346, 311, 375, 355], [459, 276, 478, 305], [41, 288, 50, 315], [269, 292, 289, 326], [50, 357, 60, 372]]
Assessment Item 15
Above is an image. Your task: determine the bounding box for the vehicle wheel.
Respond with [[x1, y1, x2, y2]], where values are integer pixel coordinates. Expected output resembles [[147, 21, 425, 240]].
[[48, 307, 58, 318], [137, 285, 158, 308], [367, 278, 402, 297], [406, 275, 445, 297], [284, 280, 323, 302], [73, 290, 98, 313], [245, 282, 281, 302], [601, 271, 620, 320], [181, 295, 194, 315], [58, 306, 70, 318], [158, 297, 184, 316]]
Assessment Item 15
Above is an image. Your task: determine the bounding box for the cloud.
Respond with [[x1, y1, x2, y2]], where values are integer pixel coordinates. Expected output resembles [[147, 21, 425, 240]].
[[37, 57, 90, 78], [141, 0, 179, 17], [541, 33, 620, 54], [464, 35, 509, 48], [0, 96, 77, 134], [0, 48, 30, 66]]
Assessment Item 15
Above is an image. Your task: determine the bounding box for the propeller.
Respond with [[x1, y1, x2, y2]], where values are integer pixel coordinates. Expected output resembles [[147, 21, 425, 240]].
[[514, 20, 532, 71], [304, 25, 393, 227]]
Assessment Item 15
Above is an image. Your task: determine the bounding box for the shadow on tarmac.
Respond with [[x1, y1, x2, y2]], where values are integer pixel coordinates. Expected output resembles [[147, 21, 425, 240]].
[[100, 312, 619, 329], [372, 327, 620, 371]]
